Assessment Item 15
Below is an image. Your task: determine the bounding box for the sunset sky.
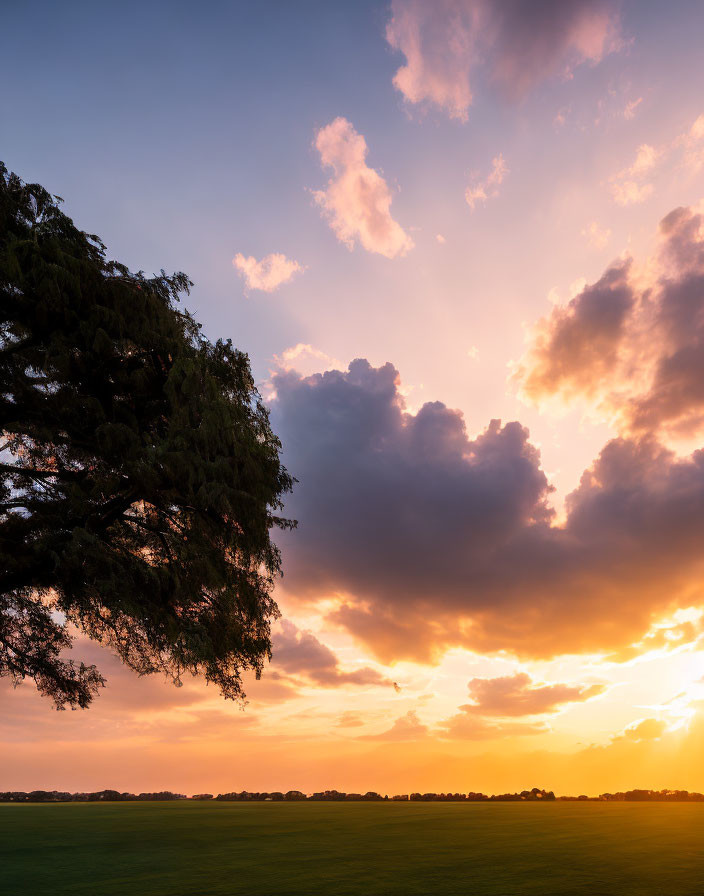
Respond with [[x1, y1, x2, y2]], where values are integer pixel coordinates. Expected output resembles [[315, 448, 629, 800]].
[[3, 0, 704, 797]]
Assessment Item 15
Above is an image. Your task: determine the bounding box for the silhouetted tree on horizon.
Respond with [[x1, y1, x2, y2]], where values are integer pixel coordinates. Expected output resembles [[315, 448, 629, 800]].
[[0, 163, 294, 708]]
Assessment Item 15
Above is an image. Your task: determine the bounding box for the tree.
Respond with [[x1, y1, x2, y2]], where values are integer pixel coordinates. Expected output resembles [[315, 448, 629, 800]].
[[0, 164, 294, 708]]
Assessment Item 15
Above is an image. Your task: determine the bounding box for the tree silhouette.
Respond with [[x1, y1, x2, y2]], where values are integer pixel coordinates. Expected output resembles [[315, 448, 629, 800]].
[[0, 164, 294, 708]]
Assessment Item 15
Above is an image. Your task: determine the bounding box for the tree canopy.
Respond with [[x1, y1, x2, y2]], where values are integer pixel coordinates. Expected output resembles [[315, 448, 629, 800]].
[[0, 163, 294, 708]]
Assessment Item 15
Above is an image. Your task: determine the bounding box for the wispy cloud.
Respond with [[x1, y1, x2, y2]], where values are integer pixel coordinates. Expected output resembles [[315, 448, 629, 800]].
[[465, 154, 508, 209]]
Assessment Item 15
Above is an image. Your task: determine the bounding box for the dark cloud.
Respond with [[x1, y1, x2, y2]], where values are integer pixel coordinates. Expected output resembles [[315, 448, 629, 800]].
[[271, 620, 391, 688], [461, 672, 604, 716], [518, 206, 704, 440], [386, 0, 622, 120], [271, 360, 704, 662], [516, 260, 635, 404], [487, 0, 623, 101]]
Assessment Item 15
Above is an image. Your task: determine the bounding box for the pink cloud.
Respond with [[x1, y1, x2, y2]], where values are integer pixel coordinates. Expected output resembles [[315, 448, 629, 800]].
[[312, 117, 413, 258], [386, 0, 622, 121], [465, 154, 508, 209], [233, 252, 304, 292], [609, 144, 660, 206]]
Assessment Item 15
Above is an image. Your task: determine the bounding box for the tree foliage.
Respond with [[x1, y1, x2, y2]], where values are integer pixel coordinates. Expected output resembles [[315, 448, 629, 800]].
[[0, 163, 294, 708]]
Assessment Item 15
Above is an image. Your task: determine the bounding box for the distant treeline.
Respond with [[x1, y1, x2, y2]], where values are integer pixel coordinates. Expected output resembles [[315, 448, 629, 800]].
[[2, 787, 704, 803]]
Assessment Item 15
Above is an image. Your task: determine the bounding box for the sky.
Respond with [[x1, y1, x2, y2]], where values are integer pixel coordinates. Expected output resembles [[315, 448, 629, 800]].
[[3, 0, 704, 797]]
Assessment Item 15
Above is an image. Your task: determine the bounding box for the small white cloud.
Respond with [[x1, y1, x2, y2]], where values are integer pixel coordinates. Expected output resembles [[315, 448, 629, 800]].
[[312, 117, 413, 259], [233, 253, 304, 292], [467, 346, 479, 360], [436, 233, 446, 244], [466, 154, 508, 210]]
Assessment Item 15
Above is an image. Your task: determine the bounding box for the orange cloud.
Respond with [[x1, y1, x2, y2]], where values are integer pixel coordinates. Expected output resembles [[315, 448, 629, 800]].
[[312, 118, 413, 258], [617, 718, 668, 742], [461, 673, 605, 716]]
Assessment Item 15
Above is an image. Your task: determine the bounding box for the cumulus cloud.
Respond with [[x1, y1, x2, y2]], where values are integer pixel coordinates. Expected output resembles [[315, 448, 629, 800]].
[[271, 358, 704, 663], [461, 672, 604, 716], [312, 117, 413, 258], [233, 252, 304, 292], [516, 204, 704, 440], [271, 344, 344, 379], [516, 259, 635, 405], [271, 620, 391, 688], [465, 154, 508, 209], [385, 0, 622, 120]]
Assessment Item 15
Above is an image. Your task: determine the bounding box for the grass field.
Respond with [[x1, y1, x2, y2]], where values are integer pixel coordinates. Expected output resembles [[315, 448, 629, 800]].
[[2, 801, 703, 895]]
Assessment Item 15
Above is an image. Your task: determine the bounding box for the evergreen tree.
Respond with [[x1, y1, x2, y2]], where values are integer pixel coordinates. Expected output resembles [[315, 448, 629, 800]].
[[0, 164, 294, 708]]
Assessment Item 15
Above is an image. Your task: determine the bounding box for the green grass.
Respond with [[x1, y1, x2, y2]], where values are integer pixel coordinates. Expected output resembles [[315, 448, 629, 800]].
[[2, 802, 703, 895]]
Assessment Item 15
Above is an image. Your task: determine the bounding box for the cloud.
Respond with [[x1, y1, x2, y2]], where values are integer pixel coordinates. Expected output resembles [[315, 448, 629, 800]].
[[271, 344, 344, 379], [233, 253, 304, 292], [362, 710, 429, 741], [385, 0, 622, 120], [465, 154, 508, 209], [582, 221, 611, 249], [438, 713, 549, 740], [336, 711, 366, 728], [271, 620, 391, 688], [437, 672, 603, 741], [516, 204, 704, 440], [271, 358, 704, 663], [624, 97, 643, 120], [610, 144, 660, 206], [616, 718, 667, 742], [608, 114, 704, 205], [312, 117, 413, 258], [516, 259, 635, 405], [461, 672, 604, 716], [606, 614, 704, 663]]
